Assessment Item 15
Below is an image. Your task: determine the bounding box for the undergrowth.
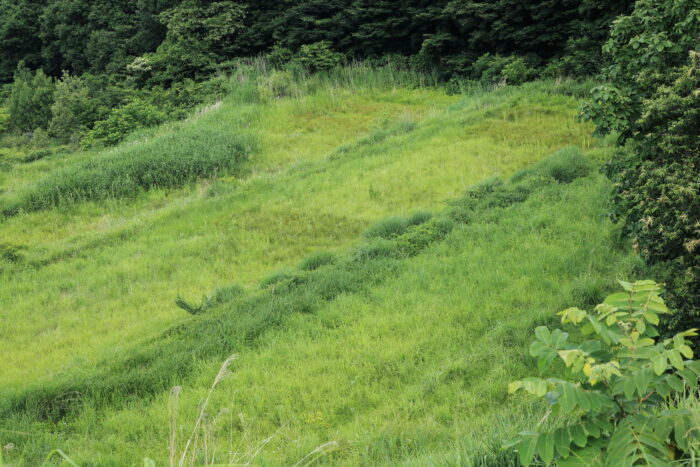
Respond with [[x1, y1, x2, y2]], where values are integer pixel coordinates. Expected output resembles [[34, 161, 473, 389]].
[[0, 147, 625, 465]]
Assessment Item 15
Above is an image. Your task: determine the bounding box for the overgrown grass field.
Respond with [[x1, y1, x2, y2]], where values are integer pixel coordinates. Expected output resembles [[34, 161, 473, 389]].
[[0, 68, 636, 465]]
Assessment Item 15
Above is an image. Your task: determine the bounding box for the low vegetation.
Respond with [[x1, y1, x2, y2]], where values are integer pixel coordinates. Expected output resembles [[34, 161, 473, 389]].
[[2, 121, 254, 215], [1, 0, 698, 464], [1, 128, 643, 463], [509, 281, 700, 465]]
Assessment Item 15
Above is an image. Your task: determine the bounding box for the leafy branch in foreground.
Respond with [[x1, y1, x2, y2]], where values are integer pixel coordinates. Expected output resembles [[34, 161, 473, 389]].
[[506, 280, 700, 466]]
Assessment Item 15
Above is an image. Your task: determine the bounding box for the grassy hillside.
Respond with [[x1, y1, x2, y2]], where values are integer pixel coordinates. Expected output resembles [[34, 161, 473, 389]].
[[0, 70, 639, 465]]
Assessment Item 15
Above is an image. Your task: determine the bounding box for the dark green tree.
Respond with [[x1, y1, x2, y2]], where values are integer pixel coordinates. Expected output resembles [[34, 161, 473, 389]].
[[136, 0, 247, 84], [581, 0, 700, 332], [0, 0, 46, 83], [7, 63, 54, 132], [48, 71, 90, 141]]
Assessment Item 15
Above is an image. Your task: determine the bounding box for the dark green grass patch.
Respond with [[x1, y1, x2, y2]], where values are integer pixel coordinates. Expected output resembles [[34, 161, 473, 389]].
[[298, 251, 337, 271], [511, 146, 592, 184], [2, 125, 256, 216], [364, 210, 433, 240]]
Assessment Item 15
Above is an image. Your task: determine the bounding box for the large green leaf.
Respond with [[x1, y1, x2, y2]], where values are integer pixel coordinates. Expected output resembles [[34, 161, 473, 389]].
[[651, 354, 667, 376], [557, 382, 577, 413], [517, 432, 539, 467], [673, 413, 690, 450], [523, 377, 548, 397], [666, 374, 684, 392], [623, 377, 636, 400], [608, 416, 671, 467], [633, 369, 652, 397], [557, 442, 604, 466], [536, 432, 555, 464], [554, 427, 571, 458], [570, 424, 587, 448], [667, 350, 685, 371]]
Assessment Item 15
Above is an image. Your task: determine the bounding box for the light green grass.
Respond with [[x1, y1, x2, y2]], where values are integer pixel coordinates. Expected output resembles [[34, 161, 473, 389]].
[[0, 80, 590, 389], [0, 74, 623, 465], [2, 153, 639, 466]]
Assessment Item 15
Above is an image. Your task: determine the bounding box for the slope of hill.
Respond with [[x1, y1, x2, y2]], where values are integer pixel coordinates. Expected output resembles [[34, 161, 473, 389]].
[[0, 72, 637, 465]]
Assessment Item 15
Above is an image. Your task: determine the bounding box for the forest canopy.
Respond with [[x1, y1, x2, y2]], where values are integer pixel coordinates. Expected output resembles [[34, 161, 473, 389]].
[[0, 0, 633, 84]]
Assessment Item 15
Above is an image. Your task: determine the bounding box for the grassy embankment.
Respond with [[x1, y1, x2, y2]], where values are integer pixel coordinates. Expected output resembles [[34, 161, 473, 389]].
[[0, 68, 638, 465]]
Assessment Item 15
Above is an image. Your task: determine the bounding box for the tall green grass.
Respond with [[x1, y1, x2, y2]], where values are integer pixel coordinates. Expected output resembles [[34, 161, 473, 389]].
[[0, 148, 641, 465], [2, 124, 255, 215], [0, 72, 615, 465], [5, 150, 570, 417]]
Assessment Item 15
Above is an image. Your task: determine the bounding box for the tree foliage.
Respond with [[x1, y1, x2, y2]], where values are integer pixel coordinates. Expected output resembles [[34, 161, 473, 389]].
[[82, 100, 165, 147], [581, 0, 700, 332], [0, 0, 634, 84], [7, 64, 54, 132], [507, 281, 700, 466], [580, 0, 700, 139], [136, 0, 246, 84], [48, 71, 90, 141]]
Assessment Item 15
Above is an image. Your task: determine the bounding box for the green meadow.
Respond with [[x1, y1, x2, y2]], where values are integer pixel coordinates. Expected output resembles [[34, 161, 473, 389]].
[[0, 69, 642, 465]]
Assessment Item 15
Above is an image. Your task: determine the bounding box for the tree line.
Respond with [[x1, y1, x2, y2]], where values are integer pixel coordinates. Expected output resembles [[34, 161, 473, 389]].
[[1, 0, 632, 84]]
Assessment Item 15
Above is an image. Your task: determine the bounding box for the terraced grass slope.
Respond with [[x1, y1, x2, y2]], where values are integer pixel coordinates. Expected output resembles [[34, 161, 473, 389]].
[[0, 72, 635, 465]]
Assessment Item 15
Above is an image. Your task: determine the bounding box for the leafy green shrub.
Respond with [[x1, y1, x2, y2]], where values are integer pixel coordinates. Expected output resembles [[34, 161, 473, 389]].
[[472, 53, 511, 84], [507, 280, 700, 465], [580, 0, 700, 140], [267, 45, 294, 67], [608, 61, 700, 332], [501, 57, 539, 86], [0, 107, 9, 132], [299, 251, 337, 271], [6, 124, 254, 213], [29, 128, 49, 148], [48, 71, 90, 142], [472, 54, 538, 85], [129, 1, 246, 85], [293, 41, 344, 72], [0, 146, 26, 166], [7, 64, 54, 132], [542, 37, 607, 79], [148, 77, 228, 120], [22, 149, 52, 163], [82, 100, 166, 147], [581, 0, 700, 333]]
